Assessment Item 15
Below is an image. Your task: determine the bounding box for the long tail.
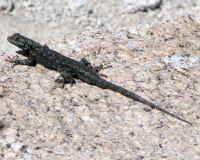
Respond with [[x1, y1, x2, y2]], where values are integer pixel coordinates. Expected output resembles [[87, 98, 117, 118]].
[[96, 78, 192, 125]]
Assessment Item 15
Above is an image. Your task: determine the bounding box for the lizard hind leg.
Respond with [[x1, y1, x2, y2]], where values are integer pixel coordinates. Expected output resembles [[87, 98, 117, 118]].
[[80, 58, 94, 70], [80, 58, 111, 76]]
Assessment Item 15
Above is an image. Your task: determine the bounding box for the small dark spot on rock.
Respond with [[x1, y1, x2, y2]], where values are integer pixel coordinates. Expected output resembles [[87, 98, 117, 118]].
[[65, 129, 73, 137], [6, 144, 11, 148], [9, 2, 15, 12], [164, 37, 174, 42], [35, 146, 40, 150], [20, 145, 27, 152], [16, 132, 20, 137], [129, 132, 135, 136], [88, 9, 93, 14], [184, 54, 190, 57], [77, 146, 81, 151], [185, 42, 191, 47], [8, 111, 13, 115], [46, 107, 50, 111], [164, 38, 168, 42], [127, 34, 134, 39], [95, 135, 100, 138], [0, 95, 3, 98], [0, 154, 4, 158], [159, 144, 163, 148], [0, 122, 4, 130], [156, 75, 161, 81], [138, 155, 144, 159], [179, 44, 184, 48], [196, 115, 200, 119]]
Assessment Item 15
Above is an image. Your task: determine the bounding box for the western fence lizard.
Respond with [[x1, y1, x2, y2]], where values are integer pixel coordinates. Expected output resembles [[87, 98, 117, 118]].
[[7, 33, 192, 125]]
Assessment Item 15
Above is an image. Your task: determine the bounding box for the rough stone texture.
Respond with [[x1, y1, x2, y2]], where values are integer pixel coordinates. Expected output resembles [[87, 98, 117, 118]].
[[0, 0, 163, 28], [1, 0, 200, 55], [1, 0, 199, 29], [0, 0, 14, 13], [1, 14, 200, 159]]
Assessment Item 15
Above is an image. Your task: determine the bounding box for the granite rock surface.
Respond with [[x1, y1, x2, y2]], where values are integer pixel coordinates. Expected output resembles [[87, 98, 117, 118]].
[[0, 15, 200, 159]]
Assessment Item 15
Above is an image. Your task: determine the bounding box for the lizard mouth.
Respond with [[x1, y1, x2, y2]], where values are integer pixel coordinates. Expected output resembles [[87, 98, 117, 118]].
[[16, 49, 23, 53], [16, 49, 29, 57]]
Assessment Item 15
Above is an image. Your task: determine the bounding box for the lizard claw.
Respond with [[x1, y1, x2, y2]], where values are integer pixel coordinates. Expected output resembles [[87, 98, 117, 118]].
[[98, 73, 108, 78], [95, 63, 112, 73], [6, 56, 13, 62], [55, 78, 65, 88], [94, 63, 112, 77], [55, 77, 75, 88], [6, 56, 18, 67]]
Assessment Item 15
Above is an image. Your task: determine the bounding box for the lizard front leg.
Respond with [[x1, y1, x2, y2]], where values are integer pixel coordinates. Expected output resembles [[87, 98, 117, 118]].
[[7, 49, 37, 66], [7, 56, 37, 66]]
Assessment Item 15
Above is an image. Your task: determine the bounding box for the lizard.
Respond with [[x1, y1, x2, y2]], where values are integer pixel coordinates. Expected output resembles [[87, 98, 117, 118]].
[[7, 33, 193, 125]]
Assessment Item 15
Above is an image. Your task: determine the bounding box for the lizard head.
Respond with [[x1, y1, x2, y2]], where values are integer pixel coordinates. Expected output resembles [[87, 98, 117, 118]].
[[7, 33, 28, 50]]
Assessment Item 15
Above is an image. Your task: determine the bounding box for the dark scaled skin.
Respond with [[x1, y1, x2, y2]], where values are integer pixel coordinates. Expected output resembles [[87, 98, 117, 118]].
[[7, 33, 193, 125]]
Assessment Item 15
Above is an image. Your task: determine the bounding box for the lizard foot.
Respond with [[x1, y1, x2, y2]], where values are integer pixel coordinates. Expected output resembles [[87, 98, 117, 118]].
[[6, 56, 36, 66], [94, 63, 112, 73], [6, 56, 20, 67], [55, 75, 75, 88]]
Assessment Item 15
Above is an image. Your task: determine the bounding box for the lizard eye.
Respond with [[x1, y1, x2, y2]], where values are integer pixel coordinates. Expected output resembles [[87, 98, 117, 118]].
[[13, 37, 19, 41], [13, 33, 20, 40]]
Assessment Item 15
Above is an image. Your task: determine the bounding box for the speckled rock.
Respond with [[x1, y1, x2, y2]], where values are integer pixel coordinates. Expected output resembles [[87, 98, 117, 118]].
[[1, 0, 199, 30], [1, 1, 200, 56], [0, 0, 14, 13], [1, 15, 200, 159]]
